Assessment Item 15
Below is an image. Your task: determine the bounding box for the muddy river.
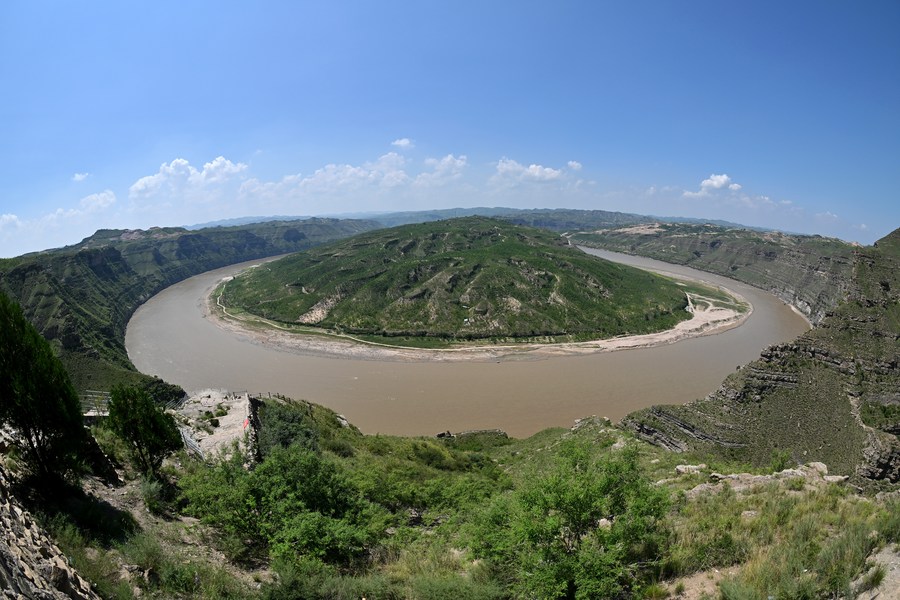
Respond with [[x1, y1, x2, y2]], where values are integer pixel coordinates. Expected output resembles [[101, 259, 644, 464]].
[[126, 249, 809, 438]]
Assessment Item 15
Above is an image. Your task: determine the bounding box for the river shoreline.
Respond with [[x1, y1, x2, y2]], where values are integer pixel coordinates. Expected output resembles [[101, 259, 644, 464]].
[[207, 275, 751, 363]]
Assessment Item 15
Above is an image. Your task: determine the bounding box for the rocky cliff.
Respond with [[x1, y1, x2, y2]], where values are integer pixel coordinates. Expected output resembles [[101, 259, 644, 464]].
[[571, 223, 856, 324], [622, 227, 900, 483], [0, 466, 99, 599]]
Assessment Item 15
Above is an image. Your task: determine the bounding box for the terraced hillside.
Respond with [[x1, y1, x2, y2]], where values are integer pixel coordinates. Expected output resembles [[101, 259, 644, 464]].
[[0, 218, 378, 389], [222, 217, 699, 345], [571, 223, 856, 323], [623, 227, 900, 482]]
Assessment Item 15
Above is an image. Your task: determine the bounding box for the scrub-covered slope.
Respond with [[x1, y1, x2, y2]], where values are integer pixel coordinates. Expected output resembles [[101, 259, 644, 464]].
[[222, 217, 695, 343]]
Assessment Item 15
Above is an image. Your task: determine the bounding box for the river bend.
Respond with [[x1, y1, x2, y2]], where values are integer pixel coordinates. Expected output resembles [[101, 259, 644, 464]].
[[126, 249, 809, 437]]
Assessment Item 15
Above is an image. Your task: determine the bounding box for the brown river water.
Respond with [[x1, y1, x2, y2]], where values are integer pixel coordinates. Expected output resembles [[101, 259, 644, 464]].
[[125, 248, 809, 438]]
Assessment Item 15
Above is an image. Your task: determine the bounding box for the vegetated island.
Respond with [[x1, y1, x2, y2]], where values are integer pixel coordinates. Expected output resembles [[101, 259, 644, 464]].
[[212, 217, 749, 360]]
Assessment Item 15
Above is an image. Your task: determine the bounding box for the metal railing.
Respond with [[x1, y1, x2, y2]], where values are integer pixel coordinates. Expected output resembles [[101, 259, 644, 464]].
[[179, 427, 204, 459], [80, 390, 111, 415]]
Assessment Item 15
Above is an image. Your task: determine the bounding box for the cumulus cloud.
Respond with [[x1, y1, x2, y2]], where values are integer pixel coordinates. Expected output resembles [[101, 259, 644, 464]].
[[391, 138, 414, 149], [79, 190, 116, 213], [493, 157, 564, 183], [0, 214, 22, 230], [416, 154, 468, 186], [238, 153, 415, 207], [683, 173, 743, 198], [72, 172, 89, 182], [129, 156, 248, 200], [683, 173, 744, 198], [567, 160, 583, 171]]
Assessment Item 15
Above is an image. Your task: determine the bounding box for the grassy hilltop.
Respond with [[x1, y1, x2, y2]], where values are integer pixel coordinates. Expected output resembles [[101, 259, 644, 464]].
[[220, 217, 701, 346]]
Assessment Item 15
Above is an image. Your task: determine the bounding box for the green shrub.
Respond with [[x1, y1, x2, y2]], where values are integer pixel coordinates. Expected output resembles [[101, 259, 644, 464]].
[[257, 401, 319, 458], [409, 575, 503, 600], [323, 437, 356, 458], [181, 445, 387, 566], [470, 441, 670, 598], [140, 476, 166, 515]]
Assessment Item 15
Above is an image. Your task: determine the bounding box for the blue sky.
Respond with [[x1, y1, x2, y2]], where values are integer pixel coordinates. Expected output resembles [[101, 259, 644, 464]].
[[1, 1, 898, 257]]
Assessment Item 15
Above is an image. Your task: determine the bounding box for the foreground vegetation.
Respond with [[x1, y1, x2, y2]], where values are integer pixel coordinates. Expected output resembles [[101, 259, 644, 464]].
[[25, 397, 899, 599], [3, 284, 899, 598], [221, 218, 704, 346]]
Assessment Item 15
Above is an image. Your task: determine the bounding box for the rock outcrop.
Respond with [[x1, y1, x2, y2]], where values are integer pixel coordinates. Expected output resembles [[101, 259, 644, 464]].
[[0, 467, 100, 599]]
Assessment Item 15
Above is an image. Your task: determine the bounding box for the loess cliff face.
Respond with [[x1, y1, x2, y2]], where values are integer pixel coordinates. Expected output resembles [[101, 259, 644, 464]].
[[571, 223, 856, 324], [0, 218, 378, 389], [622, 227, 900, 483]]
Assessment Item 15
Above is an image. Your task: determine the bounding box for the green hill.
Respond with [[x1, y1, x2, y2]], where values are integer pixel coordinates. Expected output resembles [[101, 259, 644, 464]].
[[221, 217, 699, 345]]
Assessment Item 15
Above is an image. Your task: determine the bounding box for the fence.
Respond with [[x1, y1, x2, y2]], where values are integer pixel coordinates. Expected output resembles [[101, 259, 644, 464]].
[[179, 427, 204, 459], [80, 390, 111, 415]]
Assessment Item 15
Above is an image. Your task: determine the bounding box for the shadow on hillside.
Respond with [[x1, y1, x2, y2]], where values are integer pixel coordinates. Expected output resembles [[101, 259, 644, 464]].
[[16, 476, 139, 547]]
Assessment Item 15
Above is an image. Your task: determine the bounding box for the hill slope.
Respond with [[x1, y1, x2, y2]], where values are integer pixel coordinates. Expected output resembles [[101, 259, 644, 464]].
[[623, 226, 900, 482], [571, 223, 856, 324], [222, 217, 697, 343], [0, 218, 378, 389]]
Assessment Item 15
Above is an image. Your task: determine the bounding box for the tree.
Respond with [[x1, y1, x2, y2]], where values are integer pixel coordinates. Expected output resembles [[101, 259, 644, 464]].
[[107, 384, 182, 476], [0, 291, 86, 478]]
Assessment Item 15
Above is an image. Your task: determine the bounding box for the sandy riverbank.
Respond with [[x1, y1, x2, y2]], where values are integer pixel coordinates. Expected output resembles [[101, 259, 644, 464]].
[[206, 279, 751, 363]]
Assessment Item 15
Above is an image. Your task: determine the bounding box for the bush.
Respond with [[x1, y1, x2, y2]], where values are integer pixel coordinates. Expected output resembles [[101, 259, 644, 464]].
[[257, 400, 319, 458], [181, 445, 387, 566], [471, 442, 670, 598]]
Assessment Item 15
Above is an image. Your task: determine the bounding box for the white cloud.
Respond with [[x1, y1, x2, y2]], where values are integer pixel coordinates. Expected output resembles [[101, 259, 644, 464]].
[[567, 160, 583, 171], [0, 214, 22, 230], [493, 157, 563, 182], [72, 172, 90, 182], [238, 153, 414, 207], [194, 156, 247, 184], [815, 211, 839, 222], [79, 190, 116, 213], [391, 138, 414, 149], [684, 173, 744, 198], [701, 174, 733, 190], [129, 156, 248, 200], [416, 154, 468, 186]]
